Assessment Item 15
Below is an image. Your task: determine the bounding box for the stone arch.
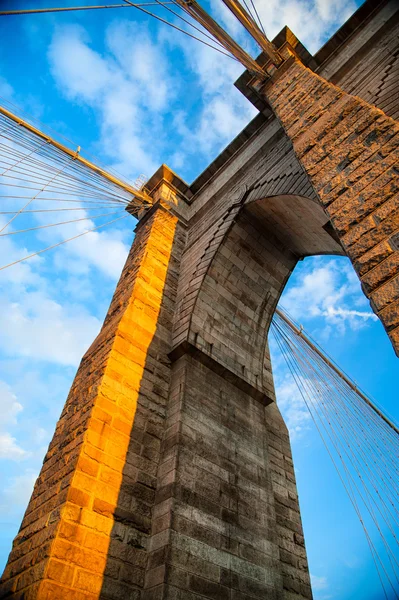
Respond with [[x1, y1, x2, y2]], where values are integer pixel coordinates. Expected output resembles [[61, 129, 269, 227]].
[[172, 137, 318, 352], [172, 192, 344, 402]]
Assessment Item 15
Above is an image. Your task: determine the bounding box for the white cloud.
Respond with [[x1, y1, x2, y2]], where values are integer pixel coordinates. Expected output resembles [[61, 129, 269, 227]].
[[311, 573, 328, 591], [168, 38, 256, 156], [280, 259, 376, 336], [272, 257, 379, 442], [47, 22, 171, 178], [33, 428, 48, 445], [322, 307, 377, 321], [44, 0, 360, 182], [275, 374, 312, 441], [0, 212, 124, 372], [171, 0, 358, 60], [48, 17, 256, 179], [106, 21, 170, 112], [254, 0, 358, 53], [0, 433, 28, 461], [48, 26, 111, 103], [49, 223, 130, 280], [196, 93, 254, 153], [0, 381, 28, 461], [0, 381, 23, 426], [0, 471, 37, 512], [3, 190, 131, 282], [0, 290, 101, 367], [0, 222, 43, 286]]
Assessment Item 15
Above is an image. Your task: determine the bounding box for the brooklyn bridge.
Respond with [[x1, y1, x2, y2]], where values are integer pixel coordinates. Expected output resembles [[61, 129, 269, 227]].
[[0, 0, 398, 598]]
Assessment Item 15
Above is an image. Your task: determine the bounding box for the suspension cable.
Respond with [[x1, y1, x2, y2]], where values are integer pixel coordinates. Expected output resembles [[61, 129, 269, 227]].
[[0, 3, 174, 16], [271, 308, 399, 598]]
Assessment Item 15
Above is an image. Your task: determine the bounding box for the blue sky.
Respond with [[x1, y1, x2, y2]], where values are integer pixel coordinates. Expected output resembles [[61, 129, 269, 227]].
[[0, 0, 398, 598]]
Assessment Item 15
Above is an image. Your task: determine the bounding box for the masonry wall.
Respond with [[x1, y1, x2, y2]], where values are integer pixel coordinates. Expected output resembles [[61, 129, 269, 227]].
[[1, 191, 313, 600], [177, 0, 399, 355], [260, 50, 399, 353], [333, 20, 399, 121], [141, 201, 320, 599], [317, 1, 399, 120], [143, 354, 311, 600], [1, 2, 398, 598], [172, 128, 316, 357], [0, 204, 186, 599], [185, 211, 297, 397]]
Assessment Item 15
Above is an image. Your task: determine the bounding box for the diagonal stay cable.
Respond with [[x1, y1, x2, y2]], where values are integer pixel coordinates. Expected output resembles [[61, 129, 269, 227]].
[[281, 323, 399, 577], [271, 315, 399, 595], [0, 209, 125, 237], [0, 142, 132, 202], [275, 315, 399, 506], [279, 312, 399, 483], [0, 207, 127, 214], [0, 195, 127, 205], [277, 306, 399, 436], [0, 150, 78, 234], [158, 0, 228, 51], [271, 323, 391, 599], [123, 0, 240, 60], [274, 321, 398, 597], [0, 97, 144, 191], [0, 214, 129, 272], [247, 0, 266, 37], [1, 138, 50, 178], [0, 137, 133, 204], [0, 2, 175, 16]]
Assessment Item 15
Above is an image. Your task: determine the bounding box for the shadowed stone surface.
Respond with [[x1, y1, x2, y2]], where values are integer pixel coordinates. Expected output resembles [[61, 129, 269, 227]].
[[259, 49, 399, 353]]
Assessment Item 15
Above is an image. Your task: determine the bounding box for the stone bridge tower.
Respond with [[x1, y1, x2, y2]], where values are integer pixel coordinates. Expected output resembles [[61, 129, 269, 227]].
[[1, 0, 398, 598]]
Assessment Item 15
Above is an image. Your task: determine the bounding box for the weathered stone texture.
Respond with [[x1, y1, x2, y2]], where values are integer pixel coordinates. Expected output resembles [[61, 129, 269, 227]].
[[172, 129, 320, 359], [1, 1, 398, 599], [1, 188, 315, 599], [260, 51, 399, 354], [143, 354, 311, 600], [331, 11, 399, 120], [0, 204, 185, 599], [185, 211, 296, 397]]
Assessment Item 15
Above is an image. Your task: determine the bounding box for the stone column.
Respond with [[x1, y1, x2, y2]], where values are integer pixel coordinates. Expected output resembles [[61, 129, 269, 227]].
[[259, 51, 399, 354], [142, 211, 312, 600], [1, 172, 312, 600], [143, 354, 311, 600], [0, 201, 186, 600]]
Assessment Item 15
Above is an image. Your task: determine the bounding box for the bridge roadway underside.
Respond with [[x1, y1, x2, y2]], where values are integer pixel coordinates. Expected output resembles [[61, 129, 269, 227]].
[[1, 0, 398, 598]]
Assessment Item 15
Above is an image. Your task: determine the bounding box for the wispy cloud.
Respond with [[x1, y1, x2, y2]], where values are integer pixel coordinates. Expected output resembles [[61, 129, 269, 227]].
[[272, 256, 378, 444], [0, 433, 29, 461], [47, 19, 256, 178], [48, 23, 165, 177], [0, 471, 37, 514], [322, 307, 377, 321], [0, 381, 28, 461], [254, 0, 357, 53], [280, 258, 376, 338], [0, 381, 23, 426], [275, 374, 312, 441], [311, 573, 329, 591], [0, 290, 101, 367]]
